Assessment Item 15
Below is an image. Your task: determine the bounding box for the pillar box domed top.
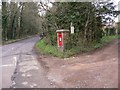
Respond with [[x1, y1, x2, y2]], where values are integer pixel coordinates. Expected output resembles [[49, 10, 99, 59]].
[[56, 29, 69, 33]]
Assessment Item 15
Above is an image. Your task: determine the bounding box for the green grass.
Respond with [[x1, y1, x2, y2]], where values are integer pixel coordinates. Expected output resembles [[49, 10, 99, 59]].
[[93, 35, 119, 49], [2, 35, 36, 45], [101, 35, 119, 43], [35, 35, 119, 58], [35, 39, 64, 58], [0, 42, 2, 46], [35, 39, 86, 58]]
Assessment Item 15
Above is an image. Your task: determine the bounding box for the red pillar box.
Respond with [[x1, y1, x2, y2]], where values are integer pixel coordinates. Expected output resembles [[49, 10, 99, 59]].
[[56, 29, 69, 52], [57, 32, 63, 47]]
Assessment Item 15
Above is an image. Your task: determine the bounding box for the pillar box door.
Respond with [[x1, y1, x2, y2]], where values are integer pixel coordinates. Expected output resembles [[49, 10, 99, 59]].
[[58, 32, 63, 47], [56, 29, 69, 52]]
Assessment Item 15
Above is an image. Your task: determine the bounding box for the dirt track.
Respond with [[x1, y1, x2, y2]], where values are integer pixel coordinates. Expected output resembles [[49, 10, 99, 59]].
[[37, 39, 119, 88]]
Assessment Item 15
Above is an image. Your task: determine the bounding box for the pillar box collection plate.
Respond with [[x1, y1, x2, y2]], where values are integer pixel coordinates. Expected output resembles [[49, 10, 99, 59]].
[[56, 29, 69, 52]]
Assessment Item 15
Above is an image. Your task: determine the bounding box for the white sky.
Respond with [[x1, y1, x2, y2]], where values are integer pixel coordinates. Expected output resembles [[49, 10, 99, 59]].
[[112, 0, 120, 22]]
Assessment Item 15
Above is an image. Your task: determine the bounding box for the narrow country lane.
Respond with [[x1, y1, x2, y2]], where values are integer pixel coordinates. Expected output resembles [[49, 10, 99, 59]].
[[1, 36, 55, 89]]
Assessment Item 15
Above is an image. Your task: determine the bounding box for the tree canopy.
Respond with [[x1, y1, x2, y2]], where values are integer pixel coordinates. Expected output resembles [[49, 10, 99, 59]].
[[2, 2, 42, 41], [2, 1, 120, 49], [42, 1, 119, 50]]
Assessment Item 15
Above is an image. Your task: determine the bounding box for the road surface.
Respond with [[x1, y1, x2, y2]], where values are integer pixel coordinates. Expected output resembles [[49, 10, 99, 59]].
[[1, 36, 55, 89], [1, 36, 119, 88], [1, 36, 39, 88], [37, 39, 119, 88]]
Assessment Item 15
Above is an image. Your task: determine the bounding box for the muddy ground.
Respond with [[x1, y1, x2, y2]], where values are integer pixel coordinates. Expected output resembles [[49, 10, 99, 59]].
[[37, 39, 119, 88]]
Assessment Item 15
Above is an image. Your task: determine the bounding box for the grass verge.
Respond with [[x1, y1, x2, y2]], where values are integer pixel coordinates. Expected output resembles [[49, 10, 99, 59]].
[[93, 35, 119, 49], [2, 35, 37, 45], [35, 39, 65, 58], [35, 35, 119, 58]]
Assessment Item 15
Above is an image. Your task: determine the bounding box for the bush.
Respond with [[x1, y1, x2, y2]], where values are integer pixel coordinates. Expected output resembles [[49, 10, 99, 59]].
[[36, 35, 119, 58]]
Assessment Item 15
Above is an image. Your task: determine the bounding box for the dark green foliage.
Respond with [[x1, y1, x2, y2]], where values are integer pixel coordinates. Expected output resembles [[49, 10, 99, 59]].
[[36, 35, 119, 58], [105, 27, 116, 36], [42, 1, 119, 52], [43, 2, 103, 50], [2, 2, 41, 41]]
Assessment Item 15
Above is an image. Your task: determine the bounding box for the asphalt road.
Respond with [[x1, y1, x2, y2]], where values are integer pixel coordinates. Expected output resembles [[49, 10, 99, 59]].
[[1, 36, 40, 89]]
